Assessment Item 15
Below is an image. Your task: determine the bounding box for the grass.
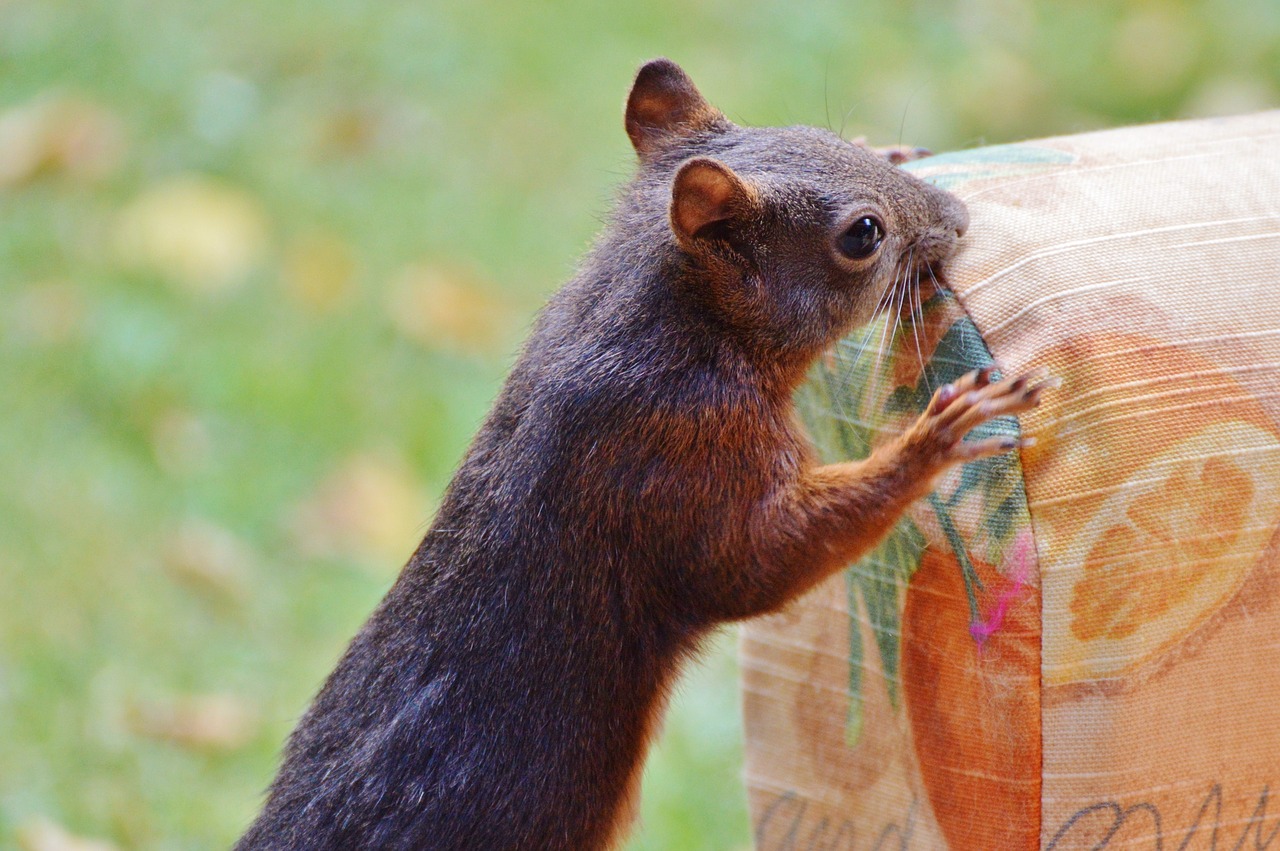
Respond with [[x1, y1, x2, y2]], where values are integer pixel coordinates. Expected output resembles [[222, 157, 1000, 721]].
[[1, 0, 1276, 848]]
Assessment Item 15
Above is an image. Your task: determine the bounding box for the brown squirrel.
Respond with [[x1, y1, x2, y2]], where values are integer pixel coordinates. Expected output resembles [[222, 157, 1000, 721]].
[[235, 59, 1048, 850]]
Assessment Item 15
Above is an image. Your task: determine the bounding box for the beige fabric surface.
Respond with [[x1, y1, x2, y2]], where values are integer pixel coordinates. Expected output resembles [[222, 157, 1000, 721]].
[[742, 111, 1280, 850]]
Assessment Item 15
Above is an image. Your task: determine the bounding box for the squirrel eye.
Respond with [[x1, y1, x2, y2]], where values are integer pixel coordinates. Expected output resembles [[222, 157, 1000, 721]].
[[838, 216, 884, 260]]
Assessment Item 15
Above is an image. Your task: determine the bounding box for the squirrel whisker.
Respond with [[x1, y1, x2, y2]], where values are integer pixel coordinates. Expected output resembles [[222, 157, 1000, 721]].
[[834, 261, 899, 389], [906, 249, 929, 394]]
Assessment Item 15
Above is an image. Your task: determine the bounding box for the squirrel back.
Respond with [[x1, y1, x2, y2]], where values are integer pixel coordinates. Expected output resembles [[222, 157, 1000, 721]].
[[235, 59, 1040, 851]]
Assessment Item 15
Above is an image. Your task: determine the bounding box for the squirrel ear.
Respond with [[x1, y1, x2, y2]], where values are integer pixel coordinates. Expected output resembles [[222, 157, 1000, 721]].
[[625, 59, 725, 158], [670, 157, 758, 245]]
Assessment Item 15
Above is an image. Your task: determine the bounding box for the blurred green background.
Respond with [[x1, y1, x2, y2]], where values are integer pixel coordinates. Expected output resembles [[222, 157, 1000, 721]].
[[1, 1, 1276, 848]]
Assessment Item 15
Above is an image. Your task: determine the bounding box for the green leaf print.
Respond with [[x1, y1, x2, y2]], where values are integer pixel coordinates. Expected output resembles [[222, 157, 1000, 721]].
[[845, 518, 925, 740], [796, 287, 1036, 747], [904, 143, 1077, 191]]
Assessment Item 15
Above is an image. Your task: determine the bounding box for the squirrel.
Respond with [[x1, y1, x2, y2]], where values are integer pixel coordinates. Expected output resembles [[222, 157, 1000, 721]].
[[235, 58, 1049, 851]]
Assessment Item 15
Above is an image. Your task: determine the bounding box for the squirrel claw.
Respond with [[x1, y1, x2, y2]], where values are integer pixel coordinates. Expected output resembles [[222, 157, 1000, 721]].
[[910, 367, 1056, 470], [877, 145, 933, 165], [851, 137, 934, 165]]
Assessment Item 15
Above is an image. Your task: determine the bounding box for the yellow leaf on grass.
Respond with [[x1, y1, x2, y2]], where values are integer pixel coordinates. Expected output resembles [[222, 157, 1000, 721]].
[[161, 518, 252, 603], [115, 175, 269, 294], [0, 93, 126, 187], [11, 282, 85, 346], [315, 103, 384, 159], [128, 693, 258, 751], [150, 409, 213, 477], [280, 231, 356, 313], [287, 451, 431, 572], [386, 263, 516, 357], [16, 819, 118, 851]]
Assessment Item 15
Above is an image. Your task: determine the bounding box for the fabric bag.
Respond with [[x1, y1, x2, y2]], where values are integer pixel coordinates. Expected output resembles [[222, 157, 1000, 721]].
[[741, 110, 1280, 850]]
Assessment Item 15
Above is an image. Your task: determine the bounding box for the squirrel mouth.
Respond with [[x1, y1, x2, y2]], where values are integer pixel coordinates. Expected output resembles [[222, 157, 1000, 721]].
[[881, 261, 951, 330], [890, 260, 947, 308], [914, 265, 951, 300], [826, 261, 956, 373]]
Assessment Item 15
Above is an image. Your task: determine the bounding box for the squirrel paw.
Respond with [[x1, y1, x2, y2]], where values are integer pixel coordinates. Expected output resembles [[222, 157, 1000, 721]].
[[851, 137, 933, 164], [905, 365, 1057, 468]]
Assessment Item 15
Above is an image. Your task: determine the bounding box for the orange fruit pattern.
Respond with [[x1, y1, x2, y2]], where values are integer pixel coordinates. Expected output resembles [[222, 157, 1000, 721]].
[[902, 547, 1041, 851], [1024, 332, 1280, 685], [1070, 455, 1253, 643]]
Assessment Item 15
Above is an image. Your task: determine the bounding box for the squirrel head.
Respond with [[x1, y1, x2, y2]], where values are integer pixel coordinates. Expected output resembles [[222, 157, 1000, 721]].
[[624, 58, 969, 373]]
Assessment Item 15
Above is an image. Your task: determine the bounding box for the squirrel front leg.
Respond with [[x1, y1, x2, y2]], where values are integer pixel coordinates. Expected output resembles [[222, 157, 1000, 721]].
[[721, 366, 1052, 621]]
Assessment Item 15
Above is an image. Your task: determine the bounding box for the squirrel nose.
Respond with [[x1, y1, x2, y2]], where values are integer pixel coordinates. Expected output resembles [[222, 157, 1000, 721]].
[[928, 183, 970, 240]]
